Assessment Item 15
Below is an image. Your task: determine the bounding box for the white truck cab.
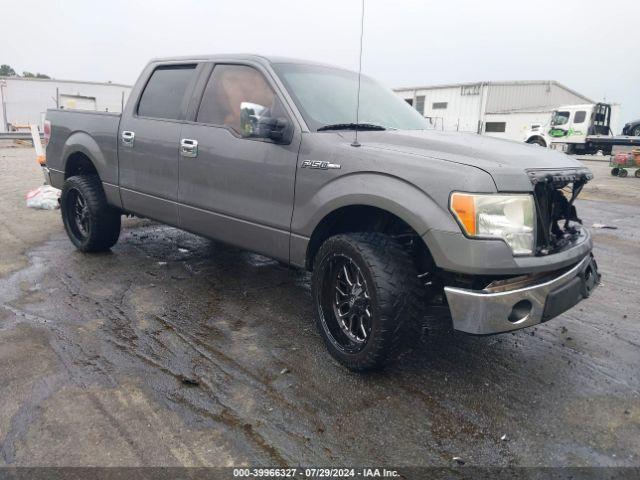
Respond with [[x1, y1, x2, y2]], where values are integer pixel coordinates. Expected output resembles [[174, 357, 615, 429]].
[[525, 103, 614, 154], [524, 103, 640, 156]]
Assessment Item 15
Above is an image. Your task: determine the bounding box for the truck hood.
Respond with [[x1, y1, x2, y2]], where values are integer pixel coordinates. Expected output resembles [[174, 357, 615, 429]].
[[352, 129, 591, 191]]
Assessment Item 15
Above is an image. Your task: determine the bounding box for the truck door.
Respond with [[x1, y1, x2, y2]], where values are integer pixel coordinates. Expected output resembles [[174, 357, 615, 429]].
[[118, 63, 198, 225], [178, 63, 300, 262]]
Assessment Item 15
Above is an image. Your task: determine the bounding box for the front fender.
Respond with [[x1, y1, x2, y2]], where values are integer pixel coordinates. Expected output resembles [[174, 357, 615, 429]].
[[294, 172, 457, 238], [289, 172, 463, 268]]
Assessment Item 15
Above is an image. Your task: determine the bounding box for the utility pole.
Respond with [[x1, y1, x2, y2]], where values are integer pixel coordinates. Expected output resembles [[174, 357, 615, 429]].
[[0, 80, 8, 132]]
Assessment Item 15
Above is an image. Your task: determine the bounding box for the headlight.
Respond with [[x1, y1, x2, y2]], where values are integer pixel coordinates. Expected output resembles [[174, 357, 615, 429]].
[[450, 193, 535, 255]]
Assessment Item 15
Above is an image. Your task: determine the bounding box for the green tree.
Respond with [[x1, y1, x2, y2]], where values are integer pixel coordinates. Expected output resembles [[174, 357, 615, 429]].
[[22, 71, 51, 79], [0, 64, 17, 76]]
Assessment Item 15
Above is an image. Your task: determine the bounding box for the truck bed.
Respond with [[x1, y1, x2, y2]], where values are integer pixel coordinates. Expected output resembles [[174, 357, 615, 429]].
[[586, 134, 640, 147], [45, 108, 122, 189]]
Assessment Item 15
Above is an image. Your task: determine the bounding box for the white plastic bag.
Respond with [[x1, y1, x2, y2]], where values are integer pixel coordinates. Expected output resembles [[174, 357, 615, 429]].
[[26, 185, 61, 210]]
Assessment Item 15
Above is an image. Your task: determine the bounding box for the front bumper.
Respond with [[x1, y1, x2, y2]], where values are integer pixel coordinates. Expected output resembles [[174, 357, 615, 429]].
[[444, 253, 599, 334]]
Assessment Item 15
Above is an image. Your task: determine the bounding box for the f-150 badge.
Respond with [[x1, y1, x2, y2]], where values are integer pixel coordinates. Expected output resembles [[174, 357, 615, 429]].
[[301, 160, 341, 170]]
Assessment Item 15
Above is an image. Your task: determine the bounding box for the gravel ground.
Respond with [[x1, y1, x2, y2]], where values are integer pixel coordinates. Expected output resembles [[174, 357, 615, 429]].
[[0, 145, 638, 468]]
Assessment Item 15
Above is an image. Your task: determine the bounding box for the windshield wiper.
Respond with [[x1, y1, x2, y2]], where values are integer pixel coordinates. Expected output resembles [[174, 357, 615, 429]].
[[317, 123, 386, 132]]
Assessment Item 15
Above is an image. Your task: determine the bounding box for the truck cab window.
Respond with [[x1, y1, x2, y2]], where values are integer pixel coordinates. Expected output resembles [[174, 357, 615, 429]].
[[137, 65, 196, 120], [197, 65, 285, 137], [573, 111, 586, 124], [551, 111, 570, 126]]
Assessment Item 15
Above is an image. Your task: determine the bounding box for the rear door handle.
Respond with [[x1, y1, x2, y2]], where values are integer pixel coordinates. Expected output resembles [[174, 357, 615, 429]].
[[121, 130, 135, 147], [180, 138, 198, 158]]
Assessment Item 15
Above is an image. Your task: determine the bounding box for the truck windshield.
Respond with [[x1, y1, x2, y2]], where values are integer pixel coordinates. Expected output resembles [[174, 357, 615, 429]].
[[272, 63, 428, 132], [551, 111, 570, 126]]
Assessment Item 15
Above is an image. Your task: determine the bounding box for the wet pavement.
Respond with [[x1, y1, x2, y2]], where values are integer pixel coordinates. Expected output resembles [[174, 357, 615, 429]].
[[0, 147, 638, 467]]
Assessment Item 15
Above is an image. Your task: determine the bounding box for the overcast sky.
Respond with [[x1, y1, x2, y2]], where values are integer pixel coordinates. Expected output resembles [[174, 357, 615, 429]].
[[3, 0, 639, 124]]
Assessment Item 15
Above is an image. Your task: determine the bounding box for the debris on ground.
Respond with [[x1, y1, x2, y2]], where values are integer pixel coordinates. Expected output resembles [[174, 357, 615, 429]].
[[452, 456, 465, 465], [501, 434, 508, 441], [26, 185, 60, 210], [592, 223, 618, 230], [178, 374, 200, 387], [280, 367, 290, 375]]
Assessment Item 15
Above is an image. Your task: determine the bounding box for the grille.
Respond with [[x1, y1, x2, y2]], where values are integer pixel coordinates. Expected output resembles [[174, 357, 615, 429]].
[[527, 168, 592, 255]]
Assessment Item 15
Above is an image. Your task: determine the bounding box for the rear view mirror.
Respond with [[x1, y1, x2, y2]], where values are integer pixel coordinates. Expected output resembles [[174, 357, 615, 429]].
[[240, 102, 290, 143]]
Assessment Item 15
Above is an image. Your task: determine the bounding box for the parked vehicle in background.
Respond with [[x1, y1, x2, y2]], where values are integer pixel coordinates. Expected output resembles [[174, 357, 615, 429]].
[[43, 55, 600, 371], [524, 103, 640, 154], [622, 119, 640, 137]]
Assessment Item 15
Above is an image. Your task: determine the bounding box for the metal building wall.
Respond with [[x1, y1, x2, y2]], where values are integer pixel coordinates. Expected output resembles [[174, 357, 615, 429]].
[[485, 82, 592, 114], [0, 77, 131, 132], [395, 85, 483, 132]]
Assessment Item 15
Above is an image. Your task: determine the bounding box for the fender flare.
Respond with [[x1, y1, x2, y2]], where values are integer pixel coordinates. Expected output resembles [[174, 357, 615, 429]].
[[61, 131, 113, 183], [293, 172, 459, 267]]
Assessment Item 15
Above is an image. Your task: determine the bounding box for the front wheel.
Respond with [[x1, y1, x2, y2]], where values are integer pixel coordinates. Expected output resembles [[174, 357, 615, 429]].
[[311, 233, 422, 372], [619, 169, 629, 178], [611, 167, 620, 176], [527, 138, 546, 147], [61, 175, 121, 252], [633, 126, 640, 137]]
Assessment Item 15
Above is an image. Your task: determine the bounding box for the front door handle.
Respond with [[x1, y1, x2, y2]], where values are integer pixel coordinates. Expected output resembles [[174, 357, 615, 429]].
[[121, 130, 135, 147], [180, 138, 198, 158]]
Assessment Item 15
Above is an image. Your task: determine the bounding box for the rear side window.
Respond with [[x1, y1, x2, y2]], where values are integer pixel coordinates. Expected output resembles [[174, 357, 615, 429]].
[[137, 65, 196, 119], [574, 111, 586, 124]]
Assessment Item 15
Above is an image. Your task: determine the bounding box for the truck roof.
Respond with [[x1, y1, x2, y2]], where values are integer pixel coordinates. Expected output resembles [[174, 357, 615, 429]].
[[148, 54, 345, 70]]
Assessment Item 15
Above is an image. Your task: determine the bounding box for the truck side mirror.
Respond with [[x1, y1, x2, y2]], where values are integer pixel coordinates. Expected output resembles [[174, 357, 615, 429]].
[[257, 117, 290, 143]]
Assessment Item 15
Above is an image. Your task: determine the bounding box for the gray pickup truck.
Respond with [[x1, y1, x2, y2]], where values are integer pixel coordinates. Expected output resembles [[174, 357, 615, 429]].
[[44, 55, 600, 371]]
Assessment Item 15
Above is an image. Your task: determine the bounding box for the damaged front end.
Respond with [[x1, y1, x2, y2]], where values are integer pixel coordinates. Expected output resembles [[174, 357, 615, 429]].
[[441, 167, 600, 335], [527, 168, 593, 255]]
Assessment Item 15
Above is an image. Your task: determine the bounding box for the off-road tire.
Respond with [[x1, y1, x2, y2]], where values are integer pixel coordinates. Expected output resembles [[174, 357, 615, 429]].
[[61, 175, 121, 252], [311, 233, 423, 372]]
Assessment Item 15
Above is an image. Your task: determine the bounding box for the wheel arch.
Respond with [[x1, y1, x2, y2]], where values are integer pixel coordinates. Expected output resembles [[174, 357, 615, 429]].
[[526, 135, 547, 147], [61, 131, 110, 182], [295, 174, 455, 271]]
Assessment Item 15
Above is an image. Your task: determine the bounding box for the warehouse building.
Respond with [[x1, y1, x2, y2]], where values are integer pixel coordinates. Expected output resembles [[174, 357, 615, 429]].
[[0, 77, 131, 133], [394, 81, 605, 142]]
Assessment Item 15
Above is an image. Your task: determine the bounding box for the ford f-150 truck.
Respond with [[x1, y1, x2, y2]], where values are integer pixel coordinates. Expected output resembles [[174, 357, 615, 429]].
[[44, 55, 600, 371]]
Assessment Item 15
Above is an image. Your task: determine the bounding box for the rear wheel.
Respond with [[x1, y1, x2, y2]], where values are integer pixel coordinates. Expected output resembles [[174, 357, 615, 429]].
[[611, 167, 620, 176], [619, 169, 629, 178], [635, 169, 640, 178], [61, 175, 121, 252], [311, 233, 422, 372], [633, 126, 640, 137]]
